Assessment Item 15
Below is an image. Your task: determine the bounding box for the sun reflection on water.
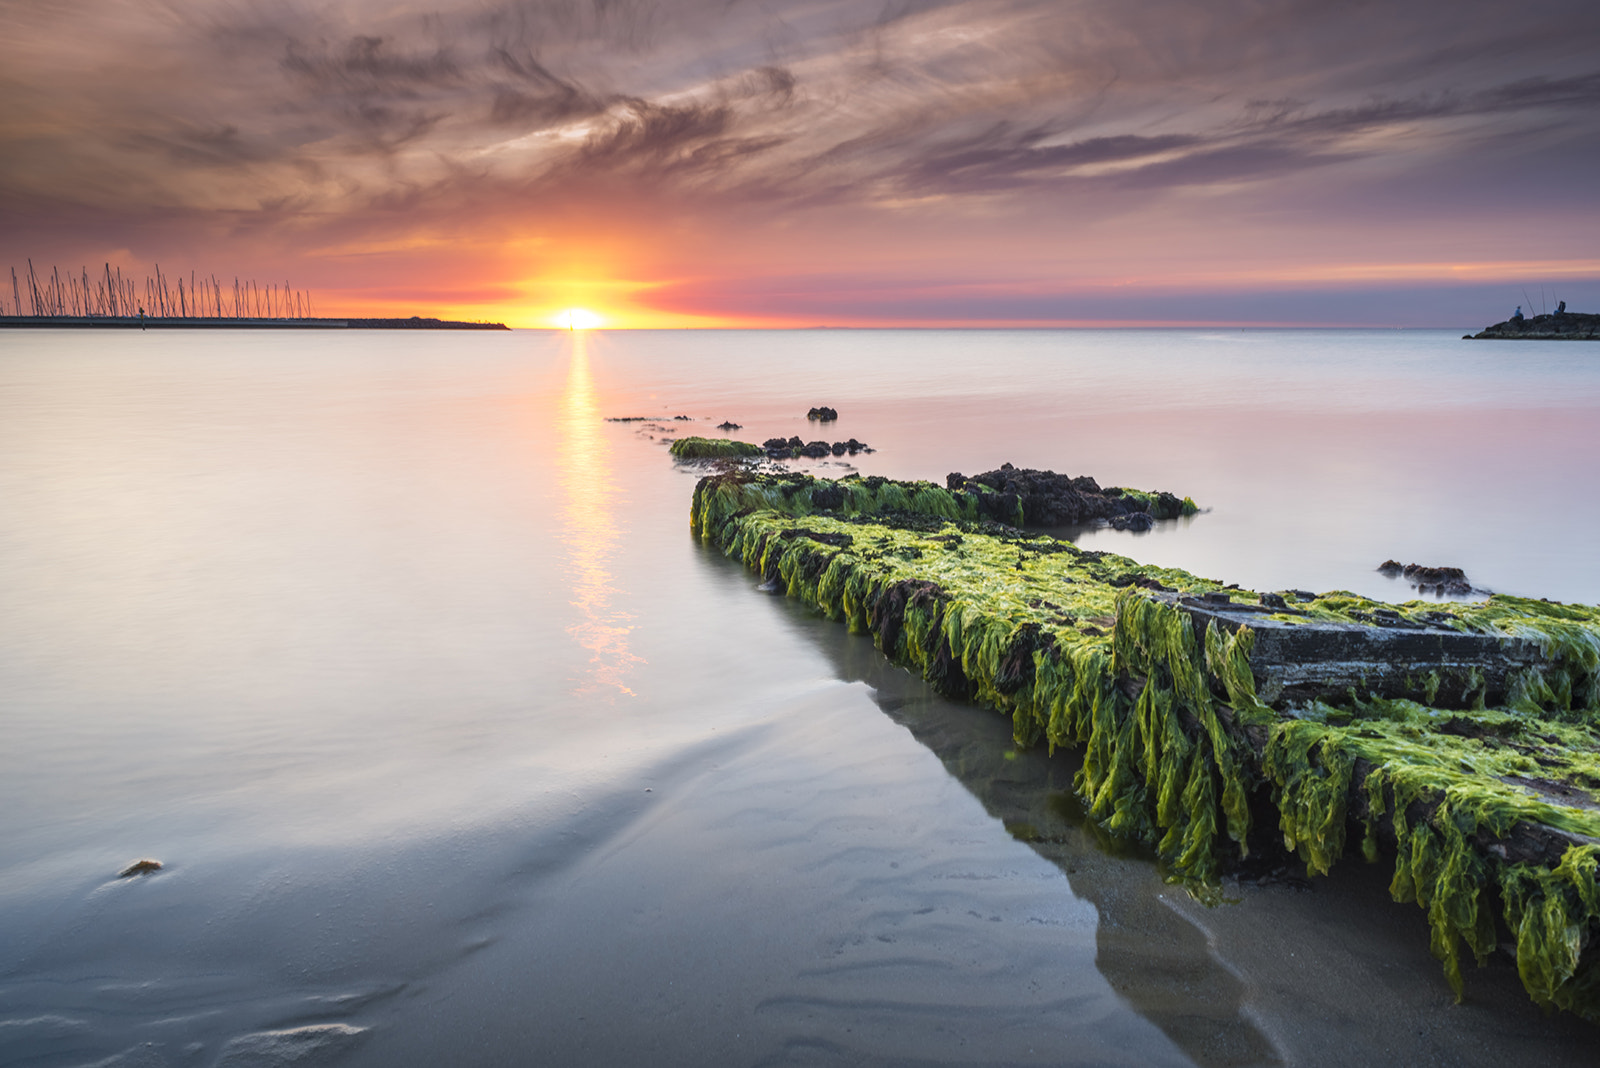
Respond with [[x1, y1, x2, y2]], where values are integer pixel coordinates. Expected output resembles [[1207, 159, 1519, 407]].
[[557, 332, 641, 695]]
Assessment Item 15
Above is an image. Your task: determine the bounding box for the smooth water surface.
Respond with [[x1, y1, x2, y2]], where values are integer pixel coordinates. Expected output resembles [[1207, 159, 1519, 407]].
[[2, 328, 1598, 1067]]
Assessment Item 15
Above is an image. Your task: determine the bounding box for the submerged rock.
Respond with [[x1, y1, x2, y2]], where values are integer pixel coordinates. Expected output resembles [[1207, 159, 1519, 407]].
[[762, 435, 871, 460], [717, 421, 742, 431], [1378, 560, 1476, 596], [1109, 512, 1155, 532]]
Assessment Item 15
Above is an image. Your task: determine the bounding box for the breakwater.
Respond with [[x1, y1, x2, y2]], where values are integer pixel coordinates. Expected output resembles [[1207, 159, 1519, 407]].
[[1469, 311, 1600, 340], [0, 316, 508, 330], [692, 469, 1600, 1019]]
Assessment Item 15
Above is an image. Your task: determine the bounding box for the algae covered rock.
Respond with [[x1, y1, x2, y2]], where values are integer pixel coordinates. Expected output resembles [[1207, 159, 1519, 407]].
[[668, 436, 764, 460], [690, 468, 1600, 1022], [948, 464, 1198, 526]]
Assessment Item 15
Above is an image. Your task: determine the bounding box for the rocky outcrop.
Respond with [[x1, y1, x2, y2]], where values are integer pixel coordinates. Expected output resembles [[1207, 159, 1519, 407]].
[[762, 436, 871, 459], [1378, 560, 1478, 596], [1468, 311, 1600, 340], [947, 463, 1198, 527]]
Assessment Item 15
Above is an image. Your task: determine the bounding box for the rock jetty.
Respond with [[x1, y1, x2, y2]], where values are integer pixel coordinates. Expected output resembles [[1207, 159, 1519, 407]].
[[1468, 310, 1600, 340], [692, 469, 1600, 1021]]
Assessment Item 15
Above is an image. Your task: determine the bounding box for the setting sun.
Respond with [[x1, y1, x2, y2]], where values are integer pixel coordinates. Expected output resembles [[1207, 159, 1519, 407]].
[[556, 308, 604, 330]]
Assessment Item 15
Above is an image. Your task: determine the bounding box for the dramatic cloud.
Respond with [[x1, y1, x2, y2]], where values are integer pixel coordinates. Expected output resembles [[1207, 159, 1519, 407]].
[[2, 0, 1597, 324]]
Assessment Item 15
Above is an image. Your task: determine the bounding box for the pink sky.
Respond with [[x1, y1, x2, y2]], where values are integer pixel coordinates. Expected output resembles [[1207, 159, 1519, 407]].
[[3, 0, 1598, 327]]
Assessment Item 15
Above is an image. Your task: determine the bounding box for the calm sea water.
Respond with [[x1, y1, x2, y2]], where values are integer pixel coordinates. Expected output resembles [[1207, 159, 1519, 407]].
[[2, 328, 1599, 1067]]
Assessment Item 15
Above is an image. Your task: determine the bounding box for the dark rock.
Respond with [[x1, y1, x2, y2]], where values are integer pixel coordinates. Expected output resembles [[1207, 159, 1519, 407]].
[[763, 437, 791, 449], [807, 406, 839, 421], [1109, 511, 1155, 532], [1260, 592, 1288, 610], [787, 436, 804, 448], [1403, 563, 1467, 585], [799, 441, 832, 458], [1380, 561, 1475, 596], [810, 484, 846, 510], [119, 859, 162, 877], [1109, 573, 1175, 592], [673, 415, 693, 421], [1469, 310, 1600, 340], [718, 421, 742, 431], [766, 447, 794, 459], [949, 465, 1184, 526]]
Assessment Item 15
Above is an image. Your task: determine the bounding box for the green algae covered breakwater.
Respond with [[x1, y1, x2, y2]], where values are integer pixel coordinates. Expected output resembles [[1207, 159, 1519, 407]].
[[692, 469, 1600, 1019]]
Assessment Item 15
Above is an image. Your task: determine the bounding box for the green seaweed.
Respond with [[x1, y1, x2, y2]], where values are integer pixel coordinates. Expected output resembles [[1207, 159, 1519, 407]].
[[691, 470, 1600, 1020], [1109, 488, 1201, 519], [691, 470, 1007, 535], [695, 473, 1241, 886], [669, 436, 765, 460], [1262, 698, 1600, 1007]]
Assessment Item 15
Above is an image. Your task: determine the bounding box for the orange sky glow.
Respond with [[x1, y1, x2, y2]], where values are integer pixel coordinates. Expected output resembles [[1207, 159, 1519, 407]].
[[3, 0, 1597, 327]]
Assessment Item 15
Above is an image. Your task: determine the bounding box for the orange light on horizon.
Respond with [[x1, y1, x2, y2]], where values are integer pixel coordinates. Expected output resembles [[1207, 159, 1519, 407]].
[[555, 307, 605, 329]]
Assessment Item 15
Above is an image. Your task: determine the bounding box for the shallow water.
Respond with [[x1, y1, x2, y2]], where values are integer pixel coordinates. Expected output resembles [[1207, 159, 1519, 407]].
[[2, 327, 1599, 1066]]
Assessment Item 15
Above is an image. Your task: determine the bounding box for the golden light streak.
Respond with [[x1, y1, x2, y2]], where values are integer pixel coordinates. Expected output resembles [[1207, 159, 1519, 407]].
[[556, 331, 642, 695]]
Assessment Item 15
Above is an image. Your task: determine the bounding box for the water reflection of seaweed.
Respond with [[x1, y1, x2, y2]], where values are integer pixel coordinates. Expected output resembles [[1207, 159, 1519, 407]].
[[558, 334, 642, 695]]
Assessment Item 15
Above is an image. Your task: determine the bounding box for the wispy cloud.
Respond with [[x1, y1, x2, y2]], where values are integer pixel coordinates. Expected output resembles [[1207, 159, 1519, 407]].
[[2, 0, 1597, 322]]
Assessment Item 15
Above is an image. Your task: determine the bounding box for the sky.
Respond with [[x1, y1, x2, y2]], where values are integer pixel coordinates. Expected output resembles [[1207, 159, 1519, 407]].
[[2, 0, 1598, 327]]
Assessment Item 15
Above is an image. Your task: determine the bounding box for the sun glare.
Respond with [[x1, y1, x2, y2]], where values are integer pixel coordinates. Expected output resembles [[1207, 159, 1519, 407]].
[[557, 308, 604, 330]]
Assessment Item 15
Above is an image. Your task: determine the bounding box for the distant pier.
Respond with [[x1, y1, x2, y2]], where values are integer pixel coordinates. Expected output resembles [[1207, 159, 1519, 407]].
[[0, 316, 509, 330], [1467, 310, 1599, 340]]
